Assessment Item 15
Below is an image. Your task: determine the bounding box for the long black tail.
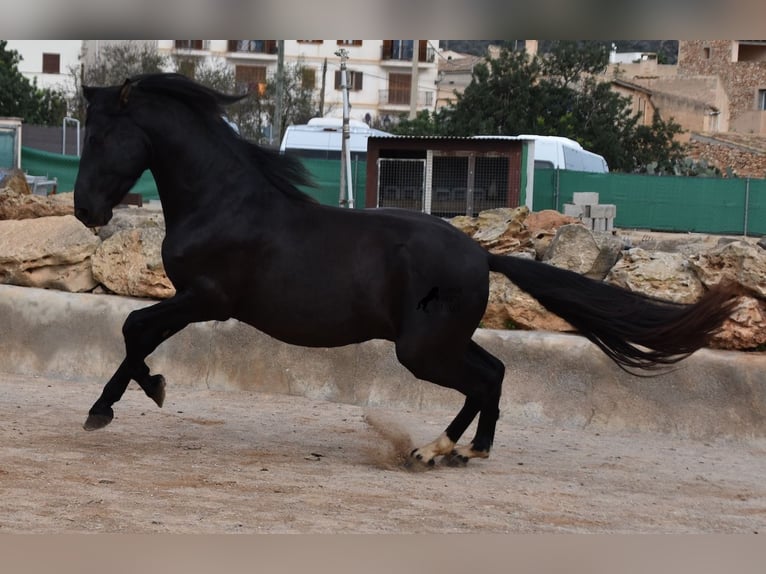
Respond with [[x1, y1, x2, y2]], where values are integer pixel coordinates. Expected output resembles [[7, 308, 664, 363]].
[[489, 254, 739, 371]]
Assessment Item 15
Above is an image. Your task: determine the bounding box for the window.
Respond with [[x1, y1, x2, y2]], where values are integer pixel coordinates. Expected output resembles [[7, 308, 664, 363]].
[[388, 72, 411, 104], [228, 40, 277, 54], [334, 70, 363, 91], [381, 40, 430, 62], [297, 40, 323, 44], [337, 40, 362, 46], [758, 89, 766, 111], [703, 46, 711, 59], [175, 40, 203, 50], [42, 53, 60, 74], [301, 68, 316, 90], [235, 65, 267, 94]]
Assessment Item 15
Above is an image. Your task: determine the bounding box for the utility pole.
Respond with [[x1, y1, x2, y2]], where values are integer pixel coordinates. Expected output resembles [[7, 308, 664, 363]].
[[273, 39, 285, 146], [319, 57, 327, 117], [409, 40, 420, 119], [335, 48, 354, 208]]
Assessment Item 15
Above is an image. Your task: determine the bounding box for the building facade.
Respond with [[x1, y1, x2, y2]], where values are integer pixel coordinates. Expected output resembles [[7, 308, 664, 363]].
[[5, 40, 82, 97], [153, 40, 440, 130]]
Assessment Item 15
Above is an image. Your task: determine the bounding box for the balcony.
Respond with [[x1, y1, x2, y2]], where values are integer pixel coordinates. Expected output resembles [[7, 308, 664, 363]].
[[380, 41, 436, 66], [227, 40, 279, 60], [379, 89, 435, 110]]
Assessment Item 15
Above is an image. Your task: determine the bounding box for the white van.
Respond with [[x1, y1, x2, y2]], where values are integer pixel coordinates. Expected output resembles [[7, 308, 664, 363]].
[[474, 134, 609, 173], [279, 118, 391, 160]]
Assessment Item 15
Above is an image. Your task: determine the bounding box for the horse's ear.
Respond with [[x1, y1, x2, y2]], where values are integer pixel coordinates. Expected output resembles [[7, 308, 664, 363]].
[[118, 79, 133, 108]]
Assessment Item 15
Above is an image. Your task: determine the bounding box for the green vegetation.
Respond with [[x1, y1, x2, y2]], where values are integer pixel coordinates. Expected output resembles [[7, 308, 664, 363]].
[[0, 40, 67, 125], [395, 41, 685, 174]]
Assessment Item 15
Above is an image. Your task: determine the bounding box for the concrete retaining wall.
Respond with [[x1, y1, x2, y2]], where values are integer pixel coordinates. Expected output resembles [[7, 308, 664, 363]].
[[1, 284, 765, 438]]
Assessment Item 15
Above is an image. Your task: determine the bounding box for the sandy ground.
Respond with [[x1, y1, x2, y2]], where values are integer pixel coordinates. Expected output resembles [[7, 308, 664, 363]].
[[1, 372, 764, 534]]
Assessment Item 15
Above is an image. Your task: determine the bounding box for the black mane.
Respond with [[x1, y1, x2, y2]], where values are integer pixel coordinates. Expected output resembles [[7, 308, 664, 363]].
[[128, 73, 317, 203]]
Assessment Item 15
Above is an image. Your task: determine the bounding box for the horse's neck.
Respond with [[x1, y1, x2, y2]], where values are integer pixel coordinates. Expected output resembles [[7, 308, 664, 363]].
[[145, 122, 246, 225]]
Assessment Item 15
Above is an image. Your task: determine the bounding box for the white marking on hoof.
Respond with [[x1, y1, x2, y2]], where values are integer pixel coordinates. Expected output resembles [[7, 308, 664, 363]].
[[408, 432, 455, 468]]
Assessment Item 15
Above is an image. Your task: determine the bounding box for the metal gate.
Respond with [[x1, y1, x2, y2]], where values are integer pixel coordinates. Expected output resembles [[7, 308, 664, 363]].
[[376, 158, 426, 211], [376, 153, 510, 216]]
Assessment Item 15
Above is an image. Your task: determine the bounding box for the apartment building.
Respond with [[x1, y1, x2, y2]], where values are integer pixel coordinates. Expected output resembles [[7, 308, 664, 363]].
[[4, 40, 81, 96], [607, 40, 766, 138], [153, 40, 440, 129]]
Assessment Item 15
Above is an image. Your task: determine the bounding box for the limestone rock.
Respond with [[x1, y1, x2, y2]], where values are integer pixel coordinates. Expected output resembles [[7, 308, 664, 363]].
[[710, 296, 766, 351], [97, 207, 165, 241], [91, 227, 175, 299], [483, 268, 574, 332], [687, 240, 766, 298], [0, 186, 74, 220], [0, 168, 31, 195], [0, 215, 99, 292], [524, 209, 582, 237], [543, 224, 623, 279], [606, 248, 704, 303], [448, 206, 532, 255]]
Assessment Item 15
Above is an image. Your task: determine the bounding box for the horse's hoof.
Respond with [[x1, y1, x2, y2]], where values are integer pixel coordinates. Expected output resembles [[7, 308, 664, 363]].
[[403, 448, 437, 472], [146, 374, 166, 408], [83, 411, 113, 431], [443, 450, 470, 467]]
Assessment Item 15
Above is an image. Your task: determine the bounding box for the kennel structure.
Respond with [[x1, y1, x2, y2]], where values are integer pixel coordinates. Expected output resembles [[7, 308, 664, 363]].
[[364, 136, 534, 217]]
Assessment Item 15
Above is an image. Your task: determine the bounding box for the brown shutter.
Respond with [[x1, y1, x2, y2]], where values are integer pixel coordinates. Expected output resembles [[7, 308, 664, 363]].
[[382, 40, 393, 59], [418, 40, 428, 61]]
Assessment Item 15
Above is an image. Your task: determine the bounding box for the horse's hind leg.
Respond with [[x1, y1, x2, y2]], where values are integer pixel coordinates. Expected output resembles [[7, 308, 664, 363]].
[[443, 342, 505, 467], [397, 340, 505, 469]]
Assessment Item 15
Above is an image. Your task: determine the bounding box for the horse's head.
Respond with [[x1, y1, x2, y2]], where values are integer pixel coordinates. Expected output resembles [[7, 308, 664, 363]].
[[74, 79, 151, 227]]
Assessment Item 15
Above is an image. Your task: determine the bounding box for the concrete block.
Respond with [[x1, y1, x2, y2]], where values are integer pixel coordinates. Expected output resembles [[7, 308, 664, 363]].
[[593, 218, 607, 232], [563, 204, 584, 217], [590, 204, 617, 218], [572, 192, 600, 206]]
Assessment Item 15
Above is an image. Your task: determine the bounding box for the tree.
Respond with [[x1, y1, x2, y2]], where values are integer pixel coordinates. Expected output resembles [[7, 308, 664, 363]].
[[263, 59, 318, 143], [70, 41, 169, 120], [172, 57, 318, 144], [0, 40, 67, 125], [395, 41, 685, 173]]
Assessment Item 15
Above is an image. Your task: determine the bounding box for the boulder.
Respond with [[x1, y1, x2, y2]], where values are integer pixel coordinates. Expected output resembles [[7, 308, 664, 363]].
[[543, 224, 623, 279], [484, 267, 573, 332], [0, 186, 74, 220], [91, 227, 175, 299], [0, 215, 99, 292], [448, 206, 532, 255], [0, 168, 31, 195], [687, 240, 766, 298], [606, 248, 704, 303], [711, 296, 766, 351], [97, 207, 165, 241]]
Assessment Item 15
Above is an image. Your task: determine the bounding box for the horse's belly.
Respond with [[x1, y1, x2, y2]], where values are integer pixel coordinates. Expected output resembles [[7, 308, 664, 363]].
[[233, 302, 394, 348]]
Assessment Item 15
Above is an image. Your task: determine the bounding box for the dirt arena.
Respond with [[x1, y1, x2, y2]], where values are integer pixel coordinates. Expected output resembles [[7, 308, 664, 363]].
[[1, 372, 764, 534]]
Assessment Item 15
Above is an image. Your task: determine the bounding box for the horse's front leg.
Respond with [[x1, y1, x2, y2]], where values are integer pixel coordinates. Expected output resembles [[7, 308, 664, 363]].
[[84, 289, 226, 430]]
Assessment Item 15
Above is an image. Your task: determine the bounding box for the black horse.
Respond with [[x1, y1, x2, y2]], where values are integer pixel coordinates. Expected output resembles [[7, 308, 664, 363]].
[[74, 73, 737, 468]]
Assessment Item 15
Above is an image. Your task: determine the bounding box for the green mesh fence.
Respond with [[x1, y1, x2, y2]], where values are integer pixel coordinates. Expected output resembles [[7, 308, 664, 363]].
[[20, 147, 765, 235], [21, 148, 364, 208], [21, 147, 160, 199], [533, 168, 766, 236], [295, 157, 367, 208]]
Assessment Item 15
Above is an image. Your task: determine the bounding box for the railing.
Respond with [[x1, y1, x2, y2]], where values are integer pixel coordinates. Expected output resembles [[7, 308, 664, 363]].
[[378, 90, 434, 107], [227, 40, 278, 55]]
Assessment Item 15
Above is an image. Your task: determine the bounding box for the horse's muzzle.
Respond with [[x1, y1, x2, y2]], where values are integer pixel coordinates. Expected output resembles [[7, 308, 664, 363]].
[[74, 206, 111, 228]]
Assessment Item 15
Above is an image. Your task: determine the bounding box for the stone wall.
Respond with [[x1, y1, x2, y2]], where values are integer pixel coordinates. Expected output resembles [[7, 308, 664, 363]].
[[685, 134, 766, 178], [679, 41, 766, 132], [1, 180, 765, 352]]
